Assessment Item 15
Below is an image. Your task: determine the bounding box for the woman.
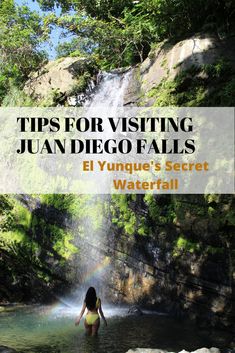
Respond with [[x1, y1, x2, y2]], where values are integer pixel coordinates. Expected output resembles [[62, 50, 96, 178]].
[[75, 287, 107, 336]]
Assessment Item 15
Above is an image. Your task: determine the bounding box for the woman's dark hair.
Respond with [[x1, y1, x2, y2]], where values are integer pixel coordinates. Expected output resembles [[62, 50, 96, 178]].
[[85, 287, 97, 310]]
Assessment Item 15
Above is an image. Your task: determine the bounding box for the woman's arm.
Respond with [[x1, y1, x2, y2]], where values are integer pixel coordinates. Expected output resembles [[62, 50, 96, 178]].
[[98, 300, 107, 326], [75, 302, 86, 325]]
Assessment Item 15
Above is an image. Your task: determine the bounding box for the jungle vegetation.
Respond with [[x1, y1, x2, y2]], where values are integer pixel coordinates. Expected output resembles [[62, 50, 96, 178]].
[[0, 0, 235, 303], [0, 0, 235, 103]]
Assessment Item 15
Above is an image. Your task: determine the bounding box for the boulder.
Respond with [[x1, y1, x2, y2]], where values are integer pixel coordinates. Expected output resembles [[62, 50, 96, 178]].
[[124, 33, 235, 105], [142, 34, 218, 91], [24, 56, 96, 103], [126, 348, 220, 353], [128, 305, 143, 316]]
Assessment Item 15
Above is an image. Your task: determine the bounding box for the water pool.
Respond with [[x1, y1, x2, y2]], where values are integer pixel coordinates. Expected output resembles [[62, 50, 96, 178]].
[[0, 305, 232, 353]]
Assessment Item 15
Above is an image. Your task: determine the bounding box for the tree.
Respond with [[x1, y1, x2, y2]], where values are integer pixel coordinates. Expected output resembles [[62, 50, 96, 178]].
[[0, 0, 48, 102], [38, 0, 134, 19], [40, 0, 235, 69]]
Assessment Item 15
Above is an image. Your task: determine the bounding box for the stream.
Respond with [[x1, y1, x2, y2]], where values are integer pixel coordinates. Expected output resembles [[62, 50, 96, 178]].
[[0, 304, 232, 353]]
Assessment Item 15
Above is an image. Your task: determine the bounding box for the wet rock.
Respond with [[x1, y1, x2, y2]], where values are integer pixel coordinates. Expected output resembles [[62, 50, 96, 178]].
[[0, 346, 18, 353], [110, 67, 131, 75], [123, 67, 141, 105], [228, 349, 235, 353], [126, 348, 220, 353], [128, 305, 143, 316], [126, 350, 168, 353], [109, 193, 235, 330]]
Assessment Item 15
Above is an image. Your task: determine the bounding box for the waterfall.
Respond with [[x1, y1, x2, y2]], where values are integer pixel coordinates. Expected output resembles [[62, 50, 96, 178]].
[[67, 70, 131, 107], [67, 70, 132, 306], [86, 70, 131, 108]]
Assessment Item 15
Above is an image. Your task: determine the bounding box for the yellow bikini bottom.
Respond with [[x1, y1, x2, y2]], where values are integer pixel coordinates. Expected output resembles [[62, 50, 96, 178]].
[[85, 312, 99, 325]]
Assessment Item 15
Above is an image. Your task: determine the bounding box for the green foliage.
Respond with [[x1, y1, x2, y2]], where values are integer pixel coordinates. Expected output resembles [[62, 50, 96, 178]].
[[173, 234, 225, 257], [1, 0, 234, 83], [218, 78, 235, 106], [0, 0, 234, 305], [225, 209, 235, 226], [39, 0, 134, 18], [68, 72, 92, 95], [173, 235, 201, 256], [0, 196, 15, 232], [2, 85, 34, 107], [51, 13, 142, 68], [111, 195, 149, 236], [132, 0, 235, 39], [56, 37, 95, 58], [39, 194, 77, 213], [203, 59, 232, 78], [0, 195, 81, 300], [40, 0, 235, 68], [206, 245, 224, 255], [0, 229, 26, 245], [144, 194, 176, 225], [15, 204, 32, 230], [147, 60, 235, 107], [111, 195, 137, 235], [39, 194, 105, 235], [0, 0, 48, 102], [1, 193, 234, 304], [49, 225, 78, 259], [173, 196, 207, 222]]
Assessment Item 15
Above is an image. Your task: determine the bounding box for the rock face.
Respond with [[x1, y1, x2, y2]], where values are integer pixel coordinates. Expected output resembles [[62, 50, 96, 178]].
[[128, 305, 143, 315], [24, 56, 96, 104], [126, 349, 220, 353], [106, 194, 235, 330], [124, 33, 235, 105], [112, 35, 235, 330], [24, 34, 235, 106]]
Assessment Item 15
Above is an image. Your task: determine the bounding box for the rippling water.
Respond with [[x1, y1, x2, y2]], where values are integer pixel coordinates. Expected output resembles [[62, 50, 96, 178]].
[[0, 305, 232, 353]]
